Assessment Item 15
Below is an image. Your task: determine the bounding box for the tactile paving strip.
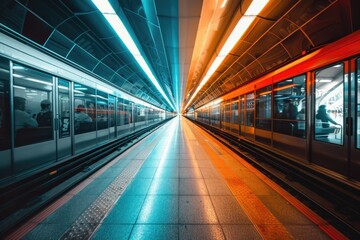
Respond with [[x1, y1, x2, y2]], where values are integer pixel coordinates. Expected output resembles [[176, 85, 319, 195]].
[[60, 159, 144, 240]]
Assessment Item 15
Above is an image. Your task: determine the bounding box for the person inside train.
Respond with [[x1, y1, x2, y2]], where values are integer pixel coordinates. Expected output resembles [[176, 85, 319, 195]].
[[74, 104, 92, 133], [87, 102, 96, 120], [14, 96, 38, 131], [281, 99, 298, 119], [36, 99, 52, 127], [316, 105, 340, 128]]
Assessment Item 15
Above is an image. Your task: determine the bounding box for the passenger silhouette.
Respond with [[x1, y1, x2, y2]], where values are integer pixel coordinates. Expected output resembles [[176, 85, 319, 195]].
[[14, 96, 38, 130], [316, 105, 340, 128], [36, 99, 52, 127], [74, 104, 92, 133]]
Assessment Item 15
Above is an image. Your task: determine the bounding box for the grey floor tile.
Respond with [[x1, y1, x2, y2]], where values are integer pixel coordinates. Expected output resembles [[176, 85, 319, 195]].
[[135, 167, 157, 179], [222, 224, 262, 240], [92, 224, 133, 240], [158, 159, 179, 168], [103, 195, 145, 224], [179, 159, 199, 168], [137, 195, 178, 224], [200, 168, 222, 179], [141, 159, 160, 167], [180, 178, 209, 195], [179, 167, 203, 178], [148, 178, 179, 195], [129, 224, 178, 240], [197, 160, 215, 168], [211, 196, 252, 224], [123, 178, 152, 195], [154, 167, 179, 178], [179, 224, 225, 240], [179, 196, 218, 224], [204, 179, 233, 196]]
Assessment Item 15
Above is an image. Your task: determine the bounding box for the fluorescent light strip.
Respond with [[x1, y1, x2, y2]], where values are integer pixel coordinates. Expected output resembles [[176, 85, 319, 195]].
[[92, 0, 175, 111], [185, 0, 269, 111]]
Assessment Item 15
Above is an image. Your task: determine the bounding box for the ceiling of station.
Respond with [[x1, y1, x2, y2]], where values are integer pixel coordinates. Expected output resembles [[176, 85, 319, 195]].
[[0, 0, 358, 112]]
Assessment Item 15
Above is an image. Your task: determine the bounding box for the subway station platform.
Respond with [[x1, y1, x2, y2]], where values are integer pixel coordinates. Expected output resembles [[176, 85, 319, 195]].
[[6, 117, 345, 240]]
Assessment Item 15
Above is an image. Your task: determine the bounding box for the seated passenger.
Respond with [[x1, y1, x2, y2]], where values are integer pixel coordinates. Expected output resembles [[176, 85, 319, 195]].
[[316, 105, 340, 128], [14, 96, 38, 130], [36, 99, 52, 127], [74, 104, 92, 132]]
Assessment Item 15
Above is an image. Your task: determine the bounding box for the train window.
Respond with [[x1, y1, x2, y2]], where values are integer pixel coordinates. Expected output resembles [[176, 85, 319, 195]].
[[13, 64, 54, 147], [96, 90, 108, 130], [0, 57, 10, 150], [231, 99, 239, 134], [356, 59, 360, 149], [58, 79, 70, 138], [245, 92, 254, 127], [273, 75, 306, 137], [74, 83, 95, 134], [314, 64, 343, 145], [256, 86, 272, 130]]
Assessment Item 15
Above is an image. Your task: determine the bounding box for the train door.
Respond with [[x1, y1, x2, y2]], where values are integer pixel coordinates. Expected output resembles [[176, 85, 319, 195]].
[[57, 79, 72, 159], [240, 95, 245, 136], [230, 98, 239, 135], [109, 95, 116, 139], [350, 58, 360, 179], [96, 90, 109, 144], [12, 63, 56, 174], [244, 92, 255, 140], [0, 57, 11, 179], [311, 62, 354, 177]]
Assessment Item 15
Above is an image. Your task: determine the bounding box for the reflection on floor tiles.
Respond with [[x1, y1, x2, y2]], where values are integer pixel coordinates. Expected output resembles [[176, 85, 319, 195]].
[[22, 117, 336, 239]]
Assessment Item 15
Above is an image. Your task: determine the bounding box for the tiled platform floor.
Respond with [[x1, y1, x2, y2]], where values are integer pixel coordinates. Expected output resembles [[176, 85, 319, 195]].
[[8, 116, 343, 240]]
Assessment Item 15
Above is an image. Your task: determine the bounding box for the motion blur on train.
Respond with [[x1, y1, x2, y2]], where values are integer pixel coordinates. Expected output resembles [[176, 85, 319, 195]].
[[0, 33, 173, 183], [187, 31, 360, 181]]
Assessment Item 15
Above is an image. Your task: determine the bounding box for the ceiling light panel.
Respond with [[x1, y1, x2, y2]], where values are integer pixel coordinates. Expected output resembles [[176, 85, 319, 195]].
[[92, 0, 176, 111]]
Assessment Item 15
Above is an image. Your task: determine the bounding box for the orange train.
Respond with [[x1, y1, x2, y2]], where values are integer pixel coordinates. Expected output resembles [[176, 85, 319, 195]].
[[191, 30, 360, 181]]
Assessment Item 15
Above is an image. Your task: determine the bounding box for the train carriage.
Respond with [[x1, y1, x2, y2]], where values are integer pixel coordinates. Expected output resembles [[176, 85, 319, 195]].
[[194, 30, 360, 180], [0, 32, 171, 182]]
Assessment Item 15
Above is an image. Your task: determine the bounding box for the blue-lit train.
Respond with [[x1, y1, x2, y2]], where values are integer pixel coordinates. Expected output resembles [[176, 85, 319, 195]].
[[0, 32, 173, 183], [189, 30, 360, 181]]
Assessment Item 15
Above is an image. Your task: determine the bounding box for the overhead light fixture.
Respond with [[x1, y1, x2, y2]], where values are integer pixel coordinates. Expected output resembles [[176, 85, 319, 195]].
[[184, 0, 269, 111], [91, 0, 176, 111], [220, 0, 228, 9]]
